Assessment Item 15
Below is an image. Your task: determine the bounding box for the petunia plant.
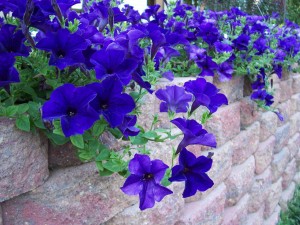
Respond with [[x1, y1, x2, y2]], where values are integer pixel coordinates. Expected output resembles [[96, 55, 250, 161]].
[[0, 0, 299, 211]]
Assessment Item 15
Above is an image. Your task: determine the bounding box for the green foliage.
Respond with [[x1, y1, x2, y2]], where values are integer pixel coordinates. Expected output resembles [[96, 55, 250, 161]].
[[279, 185, 300, 225], [287, 0, 300, 24]]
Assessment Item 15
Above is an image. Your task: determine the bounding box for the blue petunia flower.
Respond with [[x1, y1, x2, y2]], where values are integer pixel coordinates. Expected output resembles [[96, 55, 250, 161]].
[[86, 77, 135, 128], [216, 61, 234, 82], [118, 115, 140, 139], [155, 85, 192, 113], [196, 54, 218, 77], [184, 78, 228, 114], [0, 53, 20, 90], [36, 29, 89, 70], [121, 154, 173, 210], [169, 148, 214, 198], [232, 34, 250, 51], [41, 84, 99, 137], [171, 118, 217, 154], [251, 89, 274, 106]]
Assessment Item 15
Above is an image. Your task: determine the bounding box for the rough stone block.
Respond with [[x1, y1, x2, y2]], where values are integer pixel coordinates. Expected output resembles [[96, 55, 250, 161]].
[[232, 122, 260, 165], [185, 142, 233, 203], [288, 133, 300, 158], [292, 75, 300, 94], [282, 159, 297, 190], [264, 178, 282, 218], [0, 204, 2, 225], [205, 102, 240, 146], [291, 94, 300, 112], [289, 113, 300, 136], [2, 163, 138, 224], [263, 205, 281, 225], [280, 182, 296, 212], [272, 84, 281, 107], [274, 123, 290, 153], [245, 205, 265, 225], [272, 148, 290, 183], [223, 194, 249, 225], [277, 100, 292, 123], [254, 136, 275, 174], [104, 183, 185, 225], [225, 156, 255, 207], [248, 167, 272, 213], [259, 111, 278, 142], [0, 118, 49, 202], [279, 79, 293, 102], [293, 172, 300, 185], [297, 148, 300, 170], [177, 183, 226, 225], [213, 76, 244, 104], [240, 97, 261, 128]]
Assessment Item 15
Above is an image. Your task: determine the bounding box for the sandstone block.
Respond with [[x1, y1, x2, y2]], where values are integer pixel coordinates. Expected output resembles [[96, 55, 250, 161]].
[[2, 163, 138, 224], [254, 136, 275, 174], [277, 100, 292, 123], [282, 159, 297, 190], [272, 84, 281, 107], [178, 183, 226, 225], [289, 113, 300, 136], [264, 178, 282, 218], [259, 112, 277, 142], [292, 75, 300, 94], [279, 181, 296, 211], [240, 97, 260, 128], [271, 148, 290, 182], [248, 167, 272, 213], [279, 79, 293, 102], [205, 102, 240, 146], [0, 118, 49, 202], [291, 94, 300, 112], [274, 123, 290, 153], [225, 156, 255, 207], [293, 172, 300, 185], [245, 205, 265, 225], [232, 122, 260, 165], [288, 133, 300, 158], [223, 194, 249, 225], [263, 205, 281, 225]]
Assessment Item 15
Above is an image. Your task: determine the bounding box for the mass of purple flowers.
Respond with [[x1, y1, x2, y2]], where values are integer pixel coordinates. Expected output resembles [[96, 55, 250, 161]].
[[0, 0, 299, 210]]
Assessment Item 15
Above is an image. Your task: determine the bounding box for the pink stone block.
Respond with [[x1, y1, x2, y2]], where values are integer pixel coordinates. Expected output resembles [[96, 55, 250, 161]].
[[223, 194, 249, 225], [264, 178, 282, 218], [254, 136, 275, 174], [280, 182, 296, 211]]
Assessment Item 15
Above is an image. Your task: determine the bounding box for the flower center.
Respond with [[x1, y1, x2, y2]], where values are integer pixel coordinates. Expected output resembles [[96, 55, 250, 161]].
[[100, 103, 109, 110], [183, 167, 190, 173], [143, 173, 154, 180], [67, 108, 77, 117], [57, 50, 66, 58]]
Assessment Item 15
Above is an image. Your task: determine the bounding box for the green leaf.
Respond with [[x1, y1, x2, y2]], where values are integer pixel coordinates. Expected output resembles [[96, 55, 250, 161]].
[[103, 160, 125, 172], [130, 135, 148, 145], [99, 168, 114, 176], [15, 114, 30, 131], [92, 119, 107, 136], [96, 145, 111, 161], [46, 132, 69, 145], [5, 106, 18, 117], [142, 131, 158, 140], [17, 104, 29, 114], [70, 135, 84, 149]]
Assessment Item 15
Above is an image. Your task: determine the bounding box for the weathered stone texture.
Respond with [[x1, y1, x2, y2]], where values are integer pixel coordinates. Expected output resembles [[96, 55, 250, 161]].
[[0, 118, 49, 202], [225, 156, 255, 207], [245, 205, 265, 225], [232, 122, 260, 165], [292, 75, 300, 94], [279, 79, 293, 102], [222, 194, 249, 225], [293, 172, 300, 185], [205, 102, 240, 146], [277, 100, 292, 123], [282, 159, 297, 190], [259, 112, 277, 142], [264, 178, 282, 218], [240, 97, 260, 128], [289, 112, 300, 136], [274, 123, 291, 153], [178, 183, 226, 225], [279, 181, 296, 212], [288, 133, 300, 158], [2, 163, 137, 225], [271, 148, 290, 183], [263, 205, 281, 225], [291, 94, 300, 112], [248, 167, 272, 213], [254, 136, 275, 174]]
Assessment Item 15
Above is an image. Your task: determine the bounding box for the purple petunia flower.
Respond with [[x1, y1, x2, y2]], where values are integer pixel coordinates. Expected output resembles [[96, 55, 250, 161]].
[[36, 29, 89, 70], [86, 77, 135, 128], [155, 86, 192, 113], [121, 154, 173, 210], [253, 37, 268, 55], [197, 22, 219, 45], [216, 62, 234, 82], [90, 43, 138, 85], [184, 78, 228, 114], [0, 24, 29, 57], [196, 55, 218, 77], [251, 89, 274, 106], [169, 148, 214, 198], [41, 84, 99, 137], [171, 118, 217, 154], [232, 34, 250, 51], [274, 50, 286, 62], [0, 53, 20, 90], [214, 41, 233, 53], [118, 115, 140, 138]]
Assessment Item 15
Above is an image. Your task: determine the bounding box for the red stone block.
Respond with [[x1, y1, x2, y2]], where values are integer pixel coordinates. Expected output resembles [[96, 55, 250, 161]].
[[254, 136, 275, 174], [248, 167, 272, 213], [282, 159, 297, 190], [274, 123, 291, 153], [280, 182, 296, 211], [271, 148, 290, 183], [0, 118, 49, 202], [240, 97, 261, 128], [2, 163, 138, 224], [259, 111, 278, 142], [232, 122, 260, 165], [225, 156, 255, 207], [223, 194, 249, 225], [264, 178, 282, 219], [205, 102, 241, 146], [178, 183, 226, 225]]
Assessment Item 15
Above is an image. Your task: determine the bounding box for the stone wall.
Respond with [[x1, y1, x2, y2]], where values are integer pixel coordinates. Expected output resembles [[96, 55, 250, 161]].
[[0, 72, 300, 225]]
